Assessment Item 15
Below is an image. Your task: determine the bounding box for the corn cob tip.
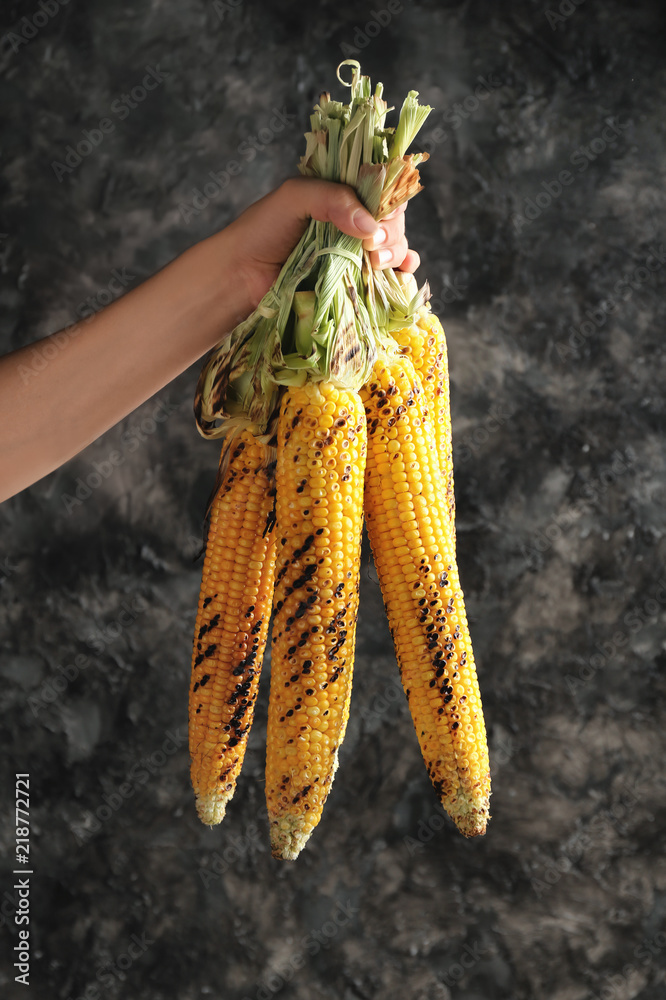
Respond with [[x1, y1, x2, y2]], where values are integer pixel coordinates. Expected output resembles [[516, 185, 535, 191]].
[[195, 794, 229, 828], [269, 750, 343, 861], [269, 815, 312, 862], [446, 789, 491, 839]]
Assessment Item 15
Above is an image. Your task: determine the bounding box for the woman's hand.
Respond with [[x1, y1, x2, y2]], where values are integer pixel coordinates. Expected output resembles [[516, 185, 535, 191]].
[[0, 176, 421, 501], [220, 176, 421, 315]]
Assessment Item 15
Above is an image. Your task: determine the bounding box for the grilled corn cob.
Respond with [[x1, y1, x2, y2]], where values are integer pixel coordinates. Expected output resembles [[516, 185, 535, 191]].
[[361, 352, 490, 836], [266, 380, 366, 860], [189, 59, 490, 855], [189, 431, 277, 825], [392, 305, 455, 529]]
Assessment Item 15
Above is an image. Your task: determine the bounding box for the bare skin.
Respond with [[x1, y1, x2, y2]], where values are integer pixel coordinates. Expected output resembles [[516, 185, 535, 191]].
[[0, 177, 419, 502]]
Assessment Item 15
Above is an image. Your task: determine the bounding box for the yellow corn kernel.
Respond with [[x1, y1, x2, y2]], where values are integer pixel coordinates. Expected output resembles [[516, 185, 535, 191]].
[[266, 380, 366, 860], [361, 353, 490, 837], [392, 306, 455, 531], [189, 431, 277, 826]]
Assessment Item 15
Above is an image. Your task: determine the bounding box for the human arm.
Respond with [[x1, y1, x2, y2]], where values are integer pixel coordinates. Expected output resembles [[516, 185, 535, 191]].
[[0, 177, 419, 502]]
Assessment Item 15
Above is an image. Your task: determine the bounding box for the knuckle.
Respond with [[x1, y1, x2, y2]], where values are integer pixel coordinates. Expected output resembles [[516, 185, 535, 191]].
[[280, 176, 305, 198]]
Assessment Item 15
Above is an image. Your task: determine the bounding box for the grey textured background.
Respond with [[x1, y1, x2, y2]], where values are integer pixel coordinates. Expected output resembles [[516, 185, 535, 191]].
[[1, 1, 665, 998]]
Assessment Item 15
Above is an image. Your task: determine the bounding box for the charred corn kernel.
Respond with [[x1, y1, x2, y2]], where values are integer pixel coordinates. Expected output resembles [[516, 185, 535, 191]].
[[189, 431, 277, 826], [266, 381, 366, 861], [392, 306, 455, 530], [361, 353, 490, 837]]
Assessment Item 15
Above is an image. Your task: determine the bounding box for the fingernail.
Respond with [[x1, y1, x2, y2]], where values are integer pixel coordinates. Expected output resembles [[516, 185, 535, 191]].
[[372, 227, 388, 246], [377, 248, 392, 266], [352, 209, 377, 236]]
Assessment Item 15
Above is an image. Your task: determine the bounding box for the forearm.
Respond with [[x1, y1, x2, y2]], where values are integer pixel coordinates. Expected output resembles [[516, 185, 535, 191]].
[[0, 175, 415, 504], [0, 230, 251, 502]]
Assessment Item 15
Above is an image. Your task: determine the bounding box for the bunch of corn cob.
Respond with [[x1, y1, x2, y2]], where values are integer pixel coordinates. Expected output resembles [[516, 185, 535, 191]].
[[188, 61, 491, 860]]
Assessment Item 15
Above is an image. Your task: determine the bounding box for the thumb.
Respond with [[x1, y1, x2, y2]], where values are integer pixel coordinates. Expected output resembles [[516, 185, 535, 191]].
[[277, 176, 379, 238]]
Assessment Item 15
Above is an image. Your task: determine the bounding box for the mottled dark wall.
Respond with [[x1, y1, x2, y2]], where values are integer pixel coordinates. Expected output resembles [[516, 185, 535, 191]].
[[1, 1, 665, 998]]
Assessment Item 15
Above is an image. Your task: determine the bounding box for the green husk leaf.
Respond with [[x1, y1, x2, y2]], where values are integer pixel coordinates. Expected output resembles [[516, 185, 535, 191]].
[[195, 60, 434, 438], [388, 89, 433, 159]]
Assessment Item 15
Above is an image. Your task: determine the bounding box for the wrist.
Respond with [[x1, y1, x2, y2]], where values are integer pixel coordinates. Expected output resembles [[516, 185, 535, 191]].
[[178, 229, 255, 356]]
